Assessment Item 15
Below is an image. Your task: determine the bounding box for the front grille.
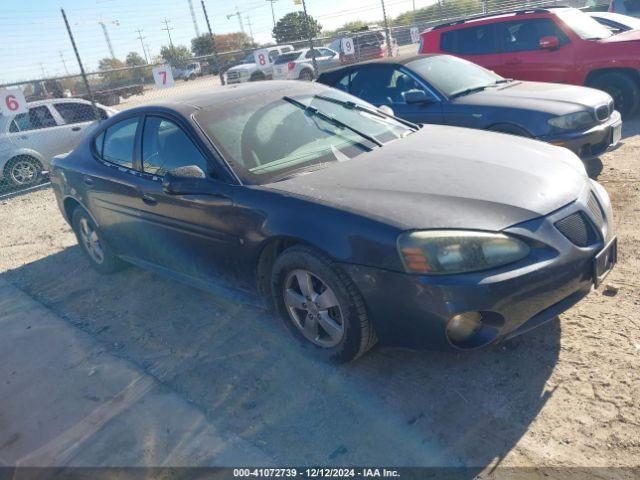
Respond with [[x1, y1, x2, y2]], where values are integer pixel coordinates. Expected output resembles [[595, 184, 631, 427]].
[[587, 192, 605, 230], [594, 101, 612, 122], [555, 212, 599, 247], [226, 71, 240, 80]]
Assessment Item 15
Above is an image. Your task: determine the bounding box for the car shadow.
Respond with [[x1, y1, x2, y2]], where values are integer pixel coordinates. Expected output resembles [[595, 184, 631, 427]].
[[3, 246, 561, 475]]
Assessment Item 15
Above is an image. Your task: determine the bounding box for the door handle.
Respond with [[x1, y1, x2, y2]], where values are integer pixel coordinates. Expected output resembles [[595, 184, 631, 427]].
[[84, 177, 94, 186], [71, 126, 81, 131], [141, 194, 157, 205]]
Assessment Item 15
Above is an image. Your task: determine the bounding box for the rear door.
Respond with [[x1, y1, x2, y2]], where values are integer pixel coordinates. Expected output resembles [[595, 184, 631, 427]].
[[134, 115, 243, 285], [52, 101, 108, 149], [494, 17, 575, 83], [439, 23, 507, 74]]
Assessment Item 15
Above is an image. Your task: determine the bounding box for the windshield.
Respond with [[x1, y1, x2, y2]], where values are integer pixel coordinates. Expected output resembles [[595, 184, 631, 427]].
[[557, 8, 613, 39], [407, 55, 503, 97], [195, 89, 413, 184]]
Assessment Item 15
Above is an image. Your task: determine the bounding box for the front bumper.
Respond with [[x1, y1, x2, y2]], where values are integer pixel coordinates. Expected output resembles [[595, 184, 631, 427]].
[[341, 183, 615, 351], [540, 111, 622, 160]]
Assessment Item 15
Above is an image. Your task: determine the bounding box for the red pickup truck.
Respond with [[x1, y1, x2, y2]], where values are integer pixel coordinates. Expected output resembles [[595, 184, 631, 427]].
[[419, 6, 640, 117]]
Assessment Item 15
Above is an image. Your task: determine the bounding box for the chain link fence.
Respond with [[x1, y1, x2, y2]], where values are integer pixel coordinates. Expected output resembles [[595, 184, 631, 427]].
[[0, 0, 607, 197]]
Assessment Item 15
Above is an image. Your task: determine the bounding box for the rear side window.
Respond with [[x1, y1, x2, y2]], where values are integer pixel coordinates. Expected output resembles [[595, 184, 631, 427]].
[[98, 117, 139, 168], [441, 24, 497, 55], [10, 106, 57, 132], [54, 102, 107, 123], [497, 19, 569, 52], [274, 52, 302, 64], [622, 0, 640, 12]]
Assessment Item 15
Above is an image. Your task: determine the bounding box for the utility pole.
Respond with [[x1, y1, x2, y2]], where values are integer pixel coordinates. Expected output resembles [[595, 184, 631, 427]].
[[201, 0, 225, 86], [226, 7, 245, 35], [187, 0, 200, 36], [39, 63, 47, 78], [300, 0, 317, 75], [59, 51, 69, 75], [266, 0, 278, 28], [246, 15, 255, 43], [98, 20, 119, 59], [162, 18, 174, 47], [135, 29, 149, 63], [380, 0, 392, 57]]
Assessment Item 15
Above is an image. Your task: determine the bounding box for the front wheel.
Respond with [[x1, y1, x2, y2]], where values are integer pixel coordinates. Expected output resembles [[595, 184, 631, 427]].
[[72, 207, 125, 274], [589, 72, 640, 118], [270, 245, 376, 362]]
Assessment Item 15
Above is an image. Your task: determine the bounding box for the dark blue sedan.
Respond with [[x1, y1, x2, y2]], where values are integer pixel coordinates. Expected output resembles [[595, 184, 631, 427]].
[[50, 81, 617, 362]]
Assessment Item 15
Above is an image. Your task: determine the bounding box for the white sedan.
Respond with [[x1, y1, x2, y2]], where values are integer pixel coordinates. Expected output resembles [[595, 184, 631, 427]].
[[272, 48, 341, 81], [0, 98, 116, 186]]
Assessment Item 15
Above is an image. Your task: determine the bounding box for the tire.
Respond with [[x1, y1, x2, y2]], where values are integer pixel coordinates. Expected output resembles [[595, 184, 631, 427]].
[[488, 124, 533, 138], [71, 207, 125, 274], [270, 245, 377, 363], [189, 73, 196, 81], [250, 72, 265, 82], [4, 156, 43, 187], [589, 72, 640, 118], [298, 69, 314, 81]]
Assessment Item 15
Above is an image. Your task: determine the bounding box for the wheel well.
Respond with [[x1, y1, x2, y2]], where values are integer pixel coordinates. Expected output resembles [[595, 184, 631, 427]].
[[255, 237, 310, 300], [63, 197, 81, 223], [250, 71, 265, 80], [3, 154, 42, 174], [585, 68, 640, 87]]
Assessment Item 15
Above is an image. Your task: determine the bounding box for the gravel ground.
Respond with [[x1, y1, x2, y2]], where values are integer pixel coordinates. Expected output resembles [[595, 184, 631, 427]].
[[0, 119, 638, 475]]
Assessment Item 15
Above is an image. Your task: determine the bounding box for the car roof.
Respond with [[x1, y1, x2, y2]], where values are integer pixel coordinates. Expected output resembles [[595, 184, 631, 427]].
[[25, 97, 95, 108], [121, 81, 336, 116], [429, 6, 572, 30]]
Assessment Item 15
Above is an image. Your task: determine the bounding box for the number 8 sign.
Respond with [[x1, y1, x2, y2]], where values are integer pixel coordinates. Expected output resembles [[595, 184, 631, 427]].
[[254, 49, 271, 70], [0, 89, 28, 116]]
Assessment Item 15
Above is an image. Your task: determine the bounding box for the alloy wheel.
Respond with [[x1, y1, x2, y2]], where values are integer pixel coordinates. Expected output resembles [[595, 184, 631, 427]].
[[283, 269, 345, 348], [9, 160, 38, 185], [78, 217, 105, 264]]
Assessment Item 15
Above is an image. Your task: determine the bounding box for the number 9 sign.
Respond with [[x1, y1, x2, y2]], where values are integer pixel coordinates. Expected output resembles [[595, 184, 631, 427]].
[[152, 65, 175, 89], [341, 37, 355, 56], [0, 89, 28, 116]]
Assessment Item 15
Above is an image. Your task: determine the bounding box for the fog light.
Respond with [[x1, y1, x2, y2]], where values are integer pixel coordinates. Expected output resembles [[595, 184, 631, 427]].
[[446, 312, 482, 343]]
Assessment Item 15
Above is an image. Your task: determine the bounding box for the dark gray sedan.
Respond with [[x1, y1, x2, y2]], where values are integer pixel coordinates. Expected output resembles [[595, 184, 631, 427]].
[[317, 54, 622, 160]]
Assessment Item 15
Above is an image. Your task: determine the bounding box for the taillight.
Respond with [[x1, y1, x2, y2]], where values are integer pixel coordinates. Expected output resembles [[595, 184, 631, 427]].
[[288, 62, 296, 71]]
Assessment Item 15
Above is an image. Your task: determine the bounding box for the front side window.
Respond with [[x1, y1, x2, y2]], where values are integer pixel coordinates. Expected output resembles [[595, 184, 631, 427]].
[[195, 89, 413, 184], [498, 19, 569, 52], [141, 117, 209, 176], [440, 24, 497, 55], [10, 106, 57, 132], [99, 117, 139, 168], [54, 102, 107, 124]]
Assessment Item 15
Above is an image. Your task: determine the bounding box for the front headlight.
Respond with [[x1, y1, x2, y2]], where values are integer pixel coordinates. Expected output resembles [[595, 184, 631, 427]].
[[548, 111, 594, 131], [397, 230, 530, 275]]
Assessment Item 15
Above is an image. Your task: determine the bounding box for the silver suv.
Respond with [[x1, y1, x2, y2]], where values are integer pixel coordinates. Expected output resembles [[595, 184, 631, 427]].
[[0, 98, 116, 186]]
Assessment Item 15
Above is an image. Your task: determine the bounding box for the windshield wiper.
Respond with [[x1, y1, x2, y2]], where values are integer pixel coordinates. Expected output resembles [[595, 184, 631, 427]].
[[313, 95, 420, 130], [449, 85, 488, 99], [283, 96, 383, 147]]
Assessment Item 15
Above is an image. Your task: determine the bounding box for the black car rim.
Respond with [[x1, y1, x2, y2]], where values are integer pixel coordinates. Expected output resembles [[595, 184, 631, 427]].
[[283, 269, 345, 348]]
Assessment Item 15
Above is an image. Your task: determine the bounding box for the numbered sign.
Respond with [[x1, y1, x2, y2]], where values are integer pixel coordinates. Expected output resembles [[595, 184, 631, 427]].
[[254, 49, 271, 69], [152, 65, 174, 89], [341, 37, 355, 56], [410, 27, 420, 44], [0, 88, 28, 116]]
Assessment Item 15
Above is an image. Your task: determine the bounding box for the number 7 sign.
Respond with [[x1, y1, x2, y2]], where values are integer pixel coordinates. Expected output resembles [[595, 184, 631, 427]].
[[0, 88, 28, 116], [152, 65, 174, 89]]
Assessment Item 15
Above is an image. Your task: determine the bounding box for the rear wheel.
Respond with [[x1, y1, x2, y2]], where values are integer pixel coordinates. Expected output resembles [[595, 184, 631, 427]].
[[589, 72, 640, 118], [298, 69, 314, 81], [271, 245, 376, 362], [72, 207, 125, 274], [5, 156, 43, 187]]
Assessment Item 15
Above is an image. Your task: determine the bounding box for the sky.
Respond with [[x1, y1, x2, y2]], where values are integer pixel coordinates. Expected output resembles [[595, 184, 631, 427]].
[[0, 0, 436, 84]]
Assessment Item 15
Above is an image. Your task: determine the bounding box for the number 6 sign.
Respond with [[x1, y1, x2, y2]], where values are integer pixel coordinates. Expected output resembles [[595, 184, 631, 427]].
[[0, 88, 28, 116], [152, 65, 174, 89]]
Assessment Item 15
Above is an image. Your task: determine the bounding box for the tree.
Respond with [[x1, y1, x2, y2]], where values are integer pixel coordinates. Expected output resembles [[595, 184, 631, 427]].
[[191, 34, 216, 56], [214, 32, 256, 52], [160, 45, 193, 69], [272, 12, 321, 44], [125, 51, 146, 67], [98, 57, 129, 85]]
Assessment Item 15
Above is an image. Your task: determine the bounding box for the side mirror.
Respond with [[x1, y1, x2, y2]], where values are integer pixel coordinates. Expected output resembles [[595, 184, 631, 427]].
[[162, 165, 207, 195], [539, 36, 560, 50], [404, 89, 432, 104]]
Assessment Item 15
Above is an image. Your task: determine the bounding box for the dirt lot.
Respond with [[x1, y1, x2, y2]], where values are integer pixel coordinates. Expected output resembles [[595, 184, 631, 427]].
[[0, 119, 639, 474]]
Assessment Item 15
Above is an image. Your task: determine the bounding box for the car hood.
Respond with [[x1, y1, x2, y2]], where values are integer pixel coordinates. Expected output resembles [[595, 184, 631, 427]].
[[266, 125, 588, 231], [455, 81, 611, 115]]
